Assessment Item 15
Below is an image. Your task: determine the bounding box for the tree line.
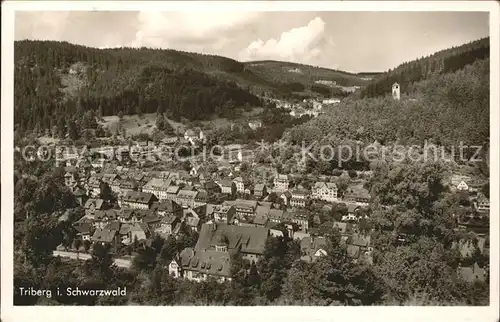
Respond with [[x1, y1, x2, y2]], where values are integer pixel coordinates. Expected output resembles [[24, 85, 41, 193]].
[[286, 58, 489, 151], [360, 37, 489, 98], [14, 40, 264, 136]]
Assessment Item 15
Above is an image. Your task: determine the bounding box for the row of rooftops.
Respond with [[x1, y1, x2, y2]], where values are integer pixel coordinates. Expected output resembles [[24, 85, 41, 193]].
[[70, 158, 366, 204], [84, 198, 182, 217], [204, 199, 311, 227]]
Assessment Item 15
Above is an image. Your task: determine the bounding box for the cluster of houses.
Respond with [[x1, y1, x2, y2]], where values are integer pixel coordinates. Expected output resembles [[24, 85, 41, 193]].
[[60, 144, 376, 283], [266, 96, 342, 118], [51, 123, 386, 284], [448, 174, 490, 284], [449, 174, 490, 228]]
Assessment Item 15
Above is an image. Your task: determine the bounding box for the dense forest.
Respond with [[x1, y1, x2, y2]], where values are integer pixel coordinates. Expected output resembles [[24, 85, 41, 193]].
[[244, 60, 367, 85], [14, 41, 361, 135], [287, 58, 489, 150], [14, 41, 267, 134], [360, 37, 489, 98]]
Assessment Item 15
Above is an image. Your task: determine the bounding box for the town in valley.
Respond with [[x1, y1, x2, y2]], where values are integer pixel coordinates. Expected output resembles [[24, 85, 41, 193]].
[[11, 10, 491, 306]]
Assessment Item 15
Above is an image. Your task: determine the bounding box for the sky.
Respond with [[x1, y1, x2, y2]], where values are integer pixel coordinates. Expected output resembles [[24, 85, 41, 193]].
[[14, 11, 489, 73]]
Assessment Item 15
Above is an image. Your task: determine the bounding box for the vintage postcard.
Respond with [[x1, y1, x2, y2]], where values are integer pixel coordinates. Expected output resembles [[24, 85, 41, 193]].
[[1, 1, 499, 322]]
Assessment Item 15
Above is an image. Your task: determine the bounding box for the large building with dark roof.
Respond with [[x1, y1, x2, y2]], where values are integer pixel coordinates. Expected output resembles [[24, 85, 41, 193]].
[[121, 191, 158, 209], [169, 247, 232, 283]]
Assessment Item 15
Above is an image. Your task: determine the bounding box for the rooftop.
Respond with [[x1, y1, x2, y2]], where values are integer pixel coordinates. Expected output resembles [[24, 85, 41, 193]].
[[122, 191, 156, 204], [91, 228, 117, 243], [196, 223, 269, 255], [180, 248, 232, 278]]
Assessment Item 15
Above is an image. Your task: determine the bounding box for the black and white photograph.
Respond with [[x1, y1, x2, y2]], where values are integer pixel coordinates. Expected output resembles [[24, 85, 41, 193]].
[[1, 1, 499, 322]]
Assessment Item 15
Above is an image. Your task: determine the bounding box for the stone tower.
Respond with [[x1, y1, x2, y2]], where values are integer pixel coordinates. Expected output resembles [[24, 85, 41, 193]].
[[392, 83, 400, 100]]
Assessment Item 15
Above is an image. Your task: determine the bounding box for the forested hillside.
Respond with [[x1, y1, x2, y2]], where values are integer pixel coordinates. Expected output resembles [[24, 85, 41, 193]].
[[244, 60, 367, 86], [360, 37, 489, 98], [286, 58, 489, 148], [14, 41, 361, 135], [14, 41, 265, 134]]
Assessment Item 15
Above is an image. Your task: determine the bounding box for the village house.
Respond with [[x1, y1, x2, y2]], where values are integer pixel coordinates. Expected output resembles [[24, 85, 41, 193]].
[[183, 208, 201, 232], [475, 193, 490, 212], [156, 214, 180, 236], [290, 189, 308, 208], [192, 188, 207, 206], [104, 221, 121, 233], [344, 185, 371, 205], [142, 178, 172, 200], [118, 209, 144, 224], [457, 180, 469, 191], [466, 179, 485, 193], [332, 221, 353, 235], [165, 185, 181, 201], [218, 180, 236, 195], [213, 205, 236, 223], [109, 179, 122, 195], [171, 247, 232, 283], [204, 179, 222, 194], [346, 233, 373, 264], [143, 213, 162, 231], [279, 191, 292, 206], [176, 189, 199, 208], [300, 236, 328, 263], [118, 224, 132, 244], [457, 262, 487, 283], [71, 185, 88, 207], [87, 177, 102, 197], [119, 180, 138, 197], [254, 183, 267, 198], [248, 120, 262, 130], [93, 209, 120, 229], [74, 222, 93, 241], [184, 128, 204, 144], [189, 165, 200, 177], [322, 98, 341, 104], [195, 223, 269, 263], [232, 203, 269, 227], [312, 181, 338, 202], [101, 173, 119, 187], [255, 203, 271, 218], [273, 174, 290, 192], [168, 258, 182, 278], [233, 177, 245, 193], [244, 186, 253, 195], [129, 223, 150, 243], [64, 168, 79, 189], [91, 228, 120, 247], [268, 208, 284, 223], [84, 198, 105, 217], [121, 191, 158, 209], [176, 171, 192, 185], [292, 230, 310, 241], [342, 204, 361, 222], [161, 136, 179, 147], [150, 200, 183, 218], [231, 199, 258, 219], [288, 210, 309, 232], [223, 144, 243, 163], [450, 174, 472, 191]]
